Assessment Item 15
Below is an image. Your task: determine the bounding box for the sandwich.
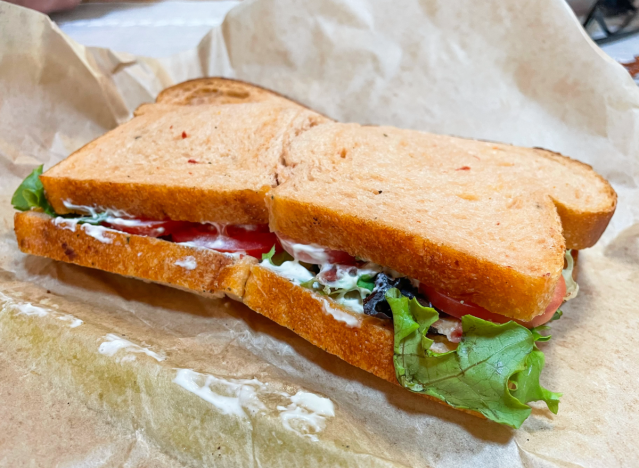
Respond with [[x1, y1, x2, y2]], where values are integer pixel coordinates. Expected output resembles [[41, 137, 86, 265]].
[[11, 78, 617, 428]]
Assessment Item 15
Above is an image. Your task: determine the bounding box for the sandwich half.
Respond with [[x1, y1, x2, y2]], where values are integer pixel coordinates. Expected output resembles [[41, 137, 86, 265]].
[[12, 79, 616, 428], [243, 122, 615, 426], [14, 80, 328, 300]]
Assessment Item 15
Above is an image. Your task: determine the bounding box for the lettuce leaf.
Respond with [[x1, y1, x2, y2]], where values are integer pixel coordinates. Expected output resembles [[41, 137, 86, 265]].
[[387, 288, 560, 428], [262, 245, 276, 262], [11, 165, 56, 216], [357, 275, 376, 292], [510, 347, 562, 414]]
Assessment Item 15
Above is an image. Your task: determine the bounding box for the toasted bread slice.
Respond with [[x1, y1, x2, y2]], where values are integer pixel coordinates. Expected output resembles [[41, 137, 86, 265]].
[[14, 211, 255, 300], [41, 103, 328, 224], [270, 123, 616, 321]]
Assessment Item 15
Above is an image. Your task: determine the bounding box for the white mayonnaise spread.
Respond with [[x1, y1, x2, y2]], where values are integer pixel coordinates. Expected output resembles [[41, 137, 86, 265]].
[[175, 256, 197, 270], [333, 296, 364, 315], [277, 391, 335, 442], [320, 298, 362, 327], [290, 391, 335, 416], [98, 334, 166, 362], [173, 368, 335, 441], [53, 217, 79, 232], [15, 303, 48, 317], [0, 292, 83, 329], [281, 239, 330, 264], [261, 260, 314, 285], [105, 217, 157, 228], [56, 315, 83, 328], [173, 369, 267, 418], [82, 224, 117, 244], [62, 200, 129, 218]]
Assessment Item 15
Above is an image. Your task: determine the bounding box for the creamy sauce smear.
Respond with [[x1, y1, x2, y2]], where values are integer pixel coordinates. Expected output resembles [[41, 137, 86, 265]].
[[173, 368, 335, 440], [173, 369, 266, 418], [320, 298, 362, 327], [260, 260, 314, 285], [53, 217, 79, 232], [175, 256, 197, 270], [277, 391, 335, 442], [82, 224, 117, 244], [98, 334, 166, 362], [0, 292, 84, 329]]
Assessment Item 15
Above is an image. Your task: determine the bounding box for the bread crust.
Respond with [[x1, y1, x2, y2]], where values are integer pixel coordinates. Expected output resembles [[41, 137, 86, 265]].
[[154, 77, 314, 112], [14, 211, 255, 300]]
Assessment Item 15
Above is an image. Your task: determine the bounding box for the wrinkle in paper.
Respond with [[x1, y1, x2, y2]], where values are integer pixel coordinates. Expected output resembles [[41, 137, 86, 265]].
[[0, 1, 638, 467]]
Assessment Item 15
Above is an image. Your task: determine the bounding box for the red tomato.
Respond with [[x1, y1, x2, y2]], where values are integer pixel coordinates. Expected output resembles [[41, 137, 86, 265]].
[[420, 276, 566, 329], [278, 234, 356, 265], [171, 223, 279, 258], [103, 219, 190, 238], [225, 224, 271, 236]]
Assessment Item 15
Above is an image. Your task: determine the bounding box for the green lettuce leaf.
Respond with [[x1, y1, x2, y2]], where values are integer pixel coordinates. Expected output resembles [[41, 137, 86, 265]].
[[262, 245, 276, 262], [510, 347, 562, 414], [73, 212, 110, 225], [11, 165, 56, 216], [387, 288, 560, 428], [356, 274, 375, 292]]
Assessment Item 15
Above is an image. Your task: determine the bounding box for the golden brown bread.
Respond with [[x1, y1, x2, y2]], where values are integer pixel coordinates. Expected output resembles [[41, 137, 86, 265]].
[[269, 123, 616, 321], [41, 103, 328, 224], [14, 211, 255, 300]]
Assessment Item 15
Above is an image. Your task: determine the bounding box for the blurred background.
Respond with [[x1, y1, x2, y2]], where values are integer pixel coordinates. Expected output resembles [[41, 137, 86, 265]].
[[6, 0, 639, 80]]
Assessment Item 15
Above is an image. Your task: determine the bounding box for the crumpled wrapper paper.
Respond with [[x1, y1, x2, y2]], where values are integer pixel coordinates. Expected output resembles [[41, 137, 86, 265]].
[[1, 0, 638, 466]]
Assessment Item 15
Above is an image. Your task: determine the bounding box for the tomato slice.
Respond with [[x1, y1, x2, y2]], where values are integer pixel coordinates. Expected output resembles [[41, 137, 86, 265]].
[[420, 276, 566, 329], [225, 224, 271, 236], [278, 234, 356, 265], [103, 218, 190, 238], [171, 224, 279, 258]]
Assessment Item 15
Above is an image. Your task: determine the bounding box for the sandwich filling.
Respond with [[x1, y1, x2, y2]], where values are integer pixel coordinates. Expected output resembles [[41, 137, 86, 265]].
[[260, 235, 576, 428], [12, 166, 279, 259], [13, 166, 575, 428]]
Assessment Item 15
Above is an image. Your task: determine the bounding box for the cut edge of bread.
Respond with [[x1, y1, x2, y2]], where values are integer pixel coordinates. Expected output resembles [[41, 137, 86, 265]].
[[14, 211, 256, 300]]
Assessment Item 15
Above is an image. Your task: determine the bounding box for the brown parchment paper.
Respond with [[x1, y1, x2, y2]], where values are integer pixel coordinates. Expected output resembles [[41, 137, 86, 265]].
[[1, 0, 638, 467]]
